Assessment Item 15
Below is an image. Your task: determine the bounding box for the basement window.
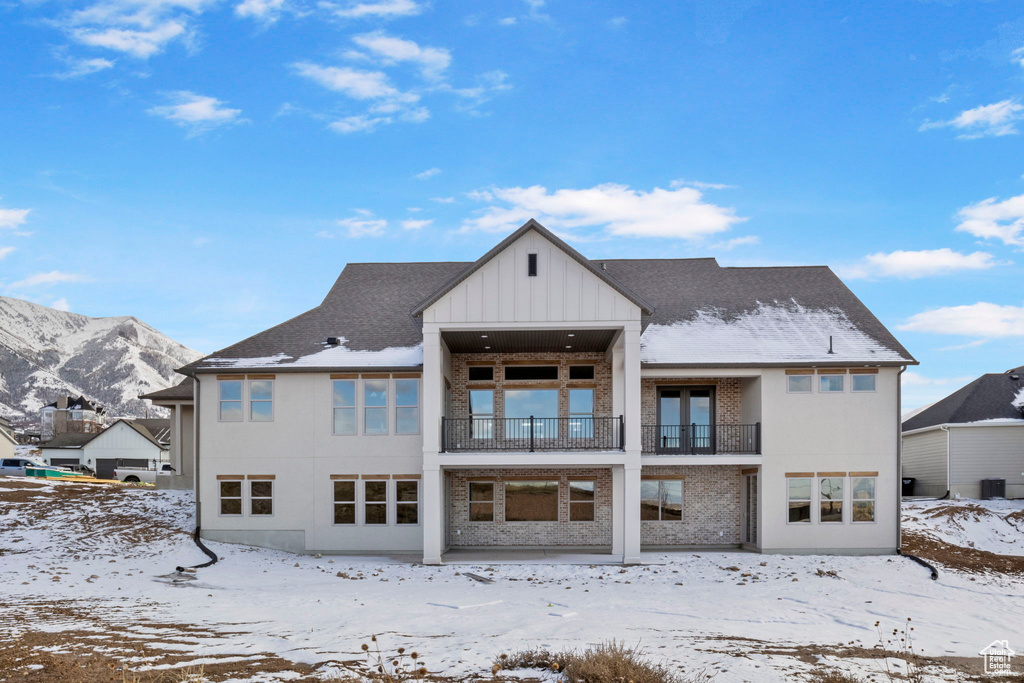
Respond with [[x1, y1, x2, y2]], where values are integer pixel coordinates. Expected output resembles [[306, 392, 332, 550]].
[[364, 480, 388, 525], [504, 365, 558, 381], [333, 480, 356, 525], [219, 480, 242, 516]]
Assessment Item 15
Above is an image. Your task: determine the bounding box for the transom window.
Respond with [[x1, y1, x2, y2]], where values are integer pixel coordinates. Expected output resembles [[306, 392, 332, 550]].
[[219, 380, 242, 421], [819, 374, 845, 393], [504, 480, 559, 522], [640, 480, 683, 521], [787, 375, 812, 393], [787, 478, 812, 523], [468, 482, 494, 521], [504, 365, 558, 381], [468, 366, 494, 381], [332, 380, 356, 435], [364, 380, 388, 434], [249, 380, 273, 421], [568, 365, 595, 380], [852, 374, 876, 392], [569, 480, 595, 521]]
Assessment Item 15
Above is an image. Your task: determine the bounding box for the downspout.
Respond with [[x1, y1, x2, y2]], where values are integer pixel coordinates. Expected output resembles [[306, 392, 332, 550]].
[[175, 372, 217, 571], [939, 425, 951, 500], [897, 365, 906, 552]]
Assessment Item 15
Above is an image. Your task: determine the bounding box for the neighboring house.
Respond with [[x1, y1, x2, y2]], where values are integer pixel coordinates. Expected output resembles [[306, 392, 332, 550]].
[[0, 416, 15, 461], [140, 378, 195, 490], [40, 418, 170, 479], [902, 365, 1024, 499], [171, 220, 915, 562], [40, 395, 106, 440]]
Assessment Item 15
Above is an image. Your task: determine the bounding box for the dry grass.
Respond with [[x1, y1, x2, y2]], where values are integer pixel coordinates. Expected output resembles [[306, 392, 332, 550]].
[[494, 641, 712, 683], [806, 672, 865, 683]]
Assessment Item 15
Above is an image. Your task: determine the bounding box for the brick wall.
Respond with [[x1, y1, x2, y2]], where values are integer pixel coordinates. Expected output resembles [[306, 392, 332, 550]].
[[447, 467, 613, 547], [640, 465, 741, 546], [640, 377, 742, 427]]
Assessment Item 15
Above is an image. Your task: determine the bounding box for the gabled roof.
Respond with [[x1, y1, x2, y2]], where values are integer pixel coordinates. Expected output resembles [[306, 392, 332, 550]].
[[0, 427, 15, 446], [140, 378, 194, 402], [43, 395, 103, 413], [40, 432, 98, 449], [902, 365, 1024, 432], [410, 219, 654, 316], [122, 419, 171, 449]]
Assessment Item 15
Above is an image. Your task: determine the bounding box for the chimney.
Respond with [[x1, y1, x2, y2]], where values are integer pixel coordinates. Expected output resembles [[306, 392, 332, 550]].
[[54, 396, 69, 435]]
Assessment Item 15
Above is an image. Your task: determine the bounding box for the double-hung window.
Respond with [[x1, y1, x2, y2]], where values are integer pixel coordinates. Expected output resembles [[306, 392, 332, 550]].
[[640, 480, 683, 521], [819, 477, 843, 522], [249, 380, 273, 421], [364, 380, 388, 434], [569, 389, 595, 439], [364, 480, 388, 524], [395, 379, 420, 434], [332, 380, 356, 435], [333, 480, 356, 525], [468, 482, 494, 521], [852, 477, 876, 522], [787, 477, 812, 523], [569, 480, 596, 521], [396, 480, 419, 525], [219, 380, 243, 421], [219, 480, 242, 515], [250, 479, 274, 516]]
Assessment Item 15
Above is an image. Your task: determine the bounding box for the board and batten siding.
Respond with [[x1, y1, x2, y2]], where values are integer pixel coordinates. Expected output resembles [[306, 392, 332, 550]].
[[422, 229, 641, 324], [949, 425, 1024, 499], [901, 429, 948, 497]]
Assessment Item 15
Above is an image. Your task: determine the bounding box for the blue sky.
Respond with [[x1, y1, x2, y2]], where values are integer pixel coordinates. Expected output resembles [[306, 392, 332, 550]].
[[2, 0, 1023, 411]]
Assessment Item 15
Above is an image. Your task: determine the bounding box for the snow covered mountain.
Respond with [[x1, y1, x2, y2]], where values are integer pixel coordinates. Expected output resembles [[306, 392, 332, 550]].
[[0, 296, 203, 421]]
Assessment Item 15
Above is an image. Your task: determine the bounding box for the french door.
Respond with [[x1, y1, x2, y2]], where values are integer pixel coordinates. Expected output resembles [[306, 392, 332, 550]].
[[657, 386, 715, 454]]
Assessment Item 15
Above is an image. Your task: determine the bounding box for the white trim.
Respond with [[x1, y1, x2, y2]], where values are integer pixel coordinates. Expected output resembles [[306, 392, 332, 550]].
[[248, 378, 274, 422], [902, 421, 1024, 436]]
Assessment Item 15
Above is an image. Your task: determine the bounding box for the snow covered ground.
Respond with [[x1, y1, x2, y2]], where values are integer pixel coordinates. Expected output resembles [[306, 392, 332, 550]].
[[1, 479, 1023, 682]]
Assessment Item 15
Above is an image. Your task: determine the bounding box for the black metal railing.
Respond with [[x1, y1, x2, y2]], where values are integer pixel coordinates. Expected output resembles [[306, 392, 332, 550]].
[[441, 416, 624, 452], [641, 423, 760, 455]]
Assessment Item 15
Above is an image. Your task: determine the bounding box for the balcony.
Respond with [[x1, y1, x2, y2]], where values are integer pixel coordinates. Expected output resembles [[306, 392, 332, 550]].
[[441, 416, 624, 452], [641, 423, 761, 455]]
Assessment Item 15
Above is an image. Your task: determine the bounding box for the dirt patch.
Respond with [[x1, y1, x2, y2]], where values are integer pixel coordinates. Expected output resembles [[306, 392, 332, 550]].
[[0, 479, 47, 489], [902, 530, 1024, 576]]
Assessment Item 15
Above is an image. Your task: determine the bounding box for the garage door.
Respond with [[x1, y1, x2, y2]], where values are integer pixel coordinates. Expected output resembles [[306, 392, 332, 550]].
[[95, 458, 149, 480]]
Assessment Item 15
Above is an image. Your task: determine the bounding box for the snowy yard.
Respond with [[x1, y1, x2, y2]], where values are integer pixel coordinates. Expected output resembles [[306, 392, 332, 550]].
[[1, 479, 1023, 682]]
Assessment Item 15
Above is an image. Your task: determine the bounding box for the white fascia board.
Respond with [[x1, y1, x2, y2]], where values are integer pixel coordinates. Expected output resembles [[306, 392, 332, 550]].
[[902, 421, 1024, 436]]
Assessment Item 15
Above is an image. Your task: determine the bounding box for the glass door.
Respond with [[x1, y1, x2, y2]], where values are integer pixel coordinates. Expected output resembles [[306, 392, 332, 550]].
[[657, 386, 715, 454]]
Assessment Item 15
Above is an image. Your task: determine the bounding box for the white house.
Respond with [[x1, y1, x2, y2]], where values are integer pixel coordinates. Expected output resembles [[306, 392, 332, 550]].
[[141, 379, 195, 490], [902, 365, 1024, 499], [41, 419, 170, 479], [168, 220, 916, 563], [0, 417, 15, 461]]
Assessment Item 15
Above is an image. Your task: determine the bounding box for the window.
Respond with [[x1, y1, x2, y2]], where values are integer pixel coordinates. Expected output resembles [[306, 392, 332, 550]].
[[819, 477, 843, 523], [640, 480, 683, 521], [505, 388, 559, 438], [787, 478, 811, 523], [569, 389, 594, 438], [469, 389, 494, 439], [852, 477, 875, 522], [527, 252, 538, 276], [364, 379, 388, 434], [220, 480, 242, 515], [569, 365, 595, 380], [569, 480, 595, 521], [364, 480, 388, 524], [396, 480, 419, 525], [395, 379, 420, 434], [249, 380, 274, 421], [250, 480, 273, 516], [333, 480, 356, 525], [219, 380, 243, 421], [852, 374, 876, 392], [819, 374, 845, 393], [332, 380, 356, 435], [787, 375, 812, 393], [504, 365, 558, 381], [468, 366, 493, 381], [504, 481, 559, 522], [468, 482, 494, 521]]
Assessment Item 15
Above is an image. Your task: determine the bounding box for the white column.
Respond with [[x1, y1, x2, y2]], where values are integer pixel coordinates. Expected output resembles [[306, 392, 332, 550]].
[[422, 465, 443, 564], [610, 334, 625, 422], [611, 466, 624, 556], [622, 465, 642, 563], [622, 323, 642, 453], [172, 404, 182, 471]]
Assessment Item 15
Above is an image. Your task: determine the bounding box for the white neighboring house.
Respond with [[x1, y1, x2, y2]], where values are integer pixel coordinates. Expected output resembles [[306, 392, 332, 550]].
[[40, 419, 170, 479], [165, 220, 916, 562], [902, 365, 1024, 499], [0, 417, 15, 461]]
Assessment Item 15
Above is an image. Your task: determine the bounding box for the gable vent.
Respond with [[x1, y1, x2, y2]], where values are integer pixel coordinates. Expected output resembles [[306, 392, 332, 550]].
[[527, 253, 538, 277]]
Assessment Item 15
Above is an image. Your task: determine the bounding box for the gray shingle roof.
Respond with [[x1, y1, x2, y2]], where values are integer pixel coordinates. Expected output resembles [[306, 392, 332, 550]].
[[180, 222, 915, 373], [40, 432, 98, 449], [128, 419, 172, 446], [140, 378, 194, 401], [902, 366, 1024, 431]]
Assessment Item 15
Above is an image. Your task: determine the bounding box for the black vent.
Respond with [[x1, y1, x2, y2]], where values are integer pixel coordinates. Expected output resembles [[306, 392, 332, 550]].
[[527, 253, 538, 277]]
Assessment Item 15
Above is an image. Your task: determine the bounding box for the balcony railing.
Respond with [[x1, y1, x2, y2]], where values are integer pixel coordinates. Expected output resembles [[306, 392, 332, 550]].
[[441, 416, 624, 452], [642, 423, 761, 455]]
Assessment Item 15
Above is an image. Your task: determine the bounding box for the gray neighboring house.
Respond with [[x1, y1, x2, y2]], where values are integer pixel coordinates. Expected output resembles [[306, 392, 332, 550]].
[[902, 365, 1024, 499]]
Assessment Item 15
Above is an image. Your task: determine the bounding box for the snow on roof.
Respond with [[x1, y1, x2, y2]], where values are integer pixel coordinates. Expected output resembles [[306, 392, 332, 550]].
[[1012, 386, 1024, 410], [197, 339, 423, 370], [640, 302, 907, 365]]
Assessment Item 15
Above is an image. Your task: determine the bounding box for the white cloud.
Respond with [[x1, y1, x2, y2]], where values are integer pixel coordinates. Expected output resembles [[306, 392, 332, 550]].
[[902, 372, 973, 387], [328, 114, 390, 133], [670, 178, 736, 190], [710, 235, 760, 250], [842, 248, 1001, 279], [401, 219, 432, 230], [607, 16, 627, 28], [461, 183, 746, 240], [293, 62, 407, 100], [148, 91, 244, 135], [71, 21, 188, 58], [0, 247, 14, 260], [9, 271, 90, 289], [53, 56, 115, 79], [1013, 46, 1024, 68], [955, 193, 1024, 248], [431, 196, 456, 203], [499, 16, 516, 25], [335, 214, 387, 237], [328, 0, 421, 18], [235, 0, 285, 22], [51, 297, 71, 312], [899, 302, 1024, 337], [352, 32, 451, 81], [920, 99, 1024, 139], [0, 204, 31, 230], [415, 167, 440, 180]]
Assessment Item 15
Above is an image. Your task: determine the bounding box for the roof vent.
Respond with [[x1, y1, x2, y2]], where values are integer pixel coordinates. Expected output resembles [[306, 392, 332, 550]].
[[827, 335, 835, 355], [1011, 374, 1020, 381], [601, 262, 607, 270], [326, 337, 341, 346]]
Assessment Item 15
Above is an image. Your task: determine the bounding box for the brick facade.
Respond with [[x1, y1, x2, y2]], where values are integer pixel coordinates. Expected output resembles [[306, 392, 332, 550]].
[[446, 467, 613, 547], [640, 377, 742, 427], [639, 465, 742, 546]]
